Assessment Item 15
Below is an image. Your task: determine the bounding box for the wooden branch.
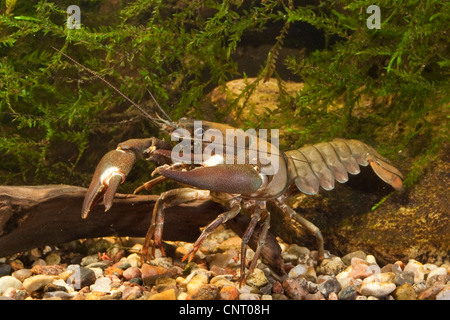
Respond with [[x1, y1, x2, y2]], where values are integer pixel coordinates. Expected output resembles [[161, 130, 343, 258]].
[[0, 185, 284, 275]]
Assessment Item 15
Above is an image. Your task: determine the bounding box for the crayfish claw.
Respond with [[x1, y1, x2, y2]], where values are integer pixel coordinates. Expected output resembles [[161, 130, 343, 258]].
[[81, 149, 136, 218]]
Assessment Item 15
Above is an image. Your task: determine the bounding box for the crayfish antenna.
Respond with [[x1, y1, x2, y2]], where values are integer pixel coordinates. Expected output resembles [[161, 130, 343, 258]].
[[52, 46, 164, 129], [147, 89, 172, 123]]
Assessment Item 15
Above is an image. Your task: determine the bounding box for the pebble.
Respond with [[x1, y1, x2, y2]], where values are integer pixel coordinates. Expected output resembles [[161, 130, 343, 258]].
[[23, 275, 54, 291], [0, 228, 447, 300], [141, 264, 169, 285], [44, 283, 68, 293], [81, 254, 100, 266], [121, 285, 144, 300], [45, 253, 61, 265], [9, 259, 24, 271], [338, 284, 358, 300], [328, 292, 338, 300], [286, 244, 310, 257], [123, 266, 141, 281], [366, 255, 377, 265], [404, 259, 425, 282], [426, 267, 447, 285], [392, 283, 416, 300], [0, 264, 12, 277], [417, 283, 445, 300], [208, 250, 238, 269], [43, 291, 73, 300], [0, 276, 23, 295], [318, 276, 341, 298], [245, 268, 268, 287], [91, 277, 112, 293], [66, 265, 96, 289], [288, 264, 307, 278], [239, 293, 261, 300], [436, 285, 450, 300], [89, 267, 104, 279], [186, 272, 210, 295], [306, 266, 317, 282], [210, 275, 233, 287], [413, 280, 427, 294], [304, 291, 325, 300], [149, 288, 176, 300], [125, 253, 142, 268], [426, 274, 450, 287], [394, 270, 415, 286], [360, 280, 396, 298], [104, 266, 123, 278], [282, 278, 308, 300], [86, 262, 109, 269], [319, 256, 346, 275], [190, 284, 219, 300], [341, 250, 367, 266], [31, 264, 65, 276], [219, 285, 239, 300], [348, 258, 373, 279], [12, 268, 33, 282]]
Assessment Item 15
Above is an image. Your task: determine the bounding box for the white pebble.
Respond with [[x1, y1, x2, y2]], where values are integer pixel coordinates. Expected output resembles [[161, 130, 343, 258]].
[[404, 259, 425, 282], [89, 267, 104, 279], [187, 272, 209, 295], [126, 253, 141, 267], [52, 279, 74, 293], [91, 277, 111, 293], [436, 285, 450, 300], [366, 255, 377, 265], [427, 267, 447, 283], [423, 263, 438, 272], [288, 264, 307, 278], [367, 265, 381, 275], [361, 281, 396, 297], [0, 276, 23, 295]]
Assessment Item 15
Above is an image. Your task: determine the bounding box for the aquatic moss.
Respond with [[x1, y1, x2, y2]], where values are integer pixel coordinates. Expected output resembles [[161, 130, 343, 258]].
[[0, 0, 448, 191]]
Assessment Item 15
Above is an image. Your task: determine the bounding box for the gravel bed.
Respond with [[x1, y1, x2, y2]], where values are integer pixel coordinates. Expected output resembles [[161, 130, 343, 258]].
[[0, 227, 449, 300]]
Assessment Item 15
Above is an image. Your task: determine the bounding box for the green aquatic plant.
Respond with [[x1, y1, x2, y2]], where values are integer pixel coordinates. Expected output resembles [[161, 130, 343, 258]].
[[0, 0, 447, 190]]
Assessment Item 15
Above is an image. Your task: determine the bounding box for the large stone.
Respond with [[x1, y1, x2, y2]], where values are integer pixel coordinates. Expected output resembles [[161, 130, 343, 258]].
[[207, 77, 304, 125]]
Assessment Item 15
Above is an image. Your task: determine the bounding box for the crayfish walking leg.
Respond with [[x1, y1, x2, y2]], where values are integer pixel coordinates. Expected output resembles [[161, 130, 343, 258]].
[[239, 206, 271, 286], [277, 202, 325, 260], [142, 188, 211, 262], [182, 199, 242, 262], [248, 210, 270, 273]]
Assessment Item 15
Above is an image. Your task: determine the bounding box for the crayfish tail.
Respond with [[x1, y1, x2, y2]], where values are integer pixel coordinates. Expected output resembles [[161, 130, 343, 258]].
[[369, 159, 404, 191]]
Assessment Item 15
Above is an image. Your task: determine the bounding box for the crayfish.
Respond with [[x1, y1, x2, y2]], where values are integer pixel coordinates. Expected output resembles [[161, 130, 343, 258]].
[[54, 48, 404, 285]]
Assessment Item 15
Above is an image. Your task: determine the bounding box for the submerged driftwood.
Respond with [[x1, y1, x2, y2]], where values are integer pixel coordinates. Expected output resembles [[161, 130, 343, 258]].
[[0, 185, 284, 275]]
